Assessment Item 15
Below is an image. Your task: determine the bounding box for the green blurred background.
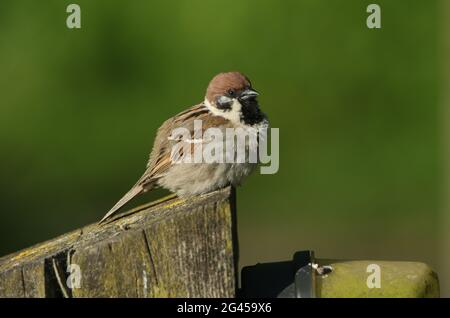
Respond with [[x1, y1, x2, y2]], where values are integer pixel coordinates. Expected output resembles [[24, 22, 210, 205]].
[[1, 0, 448, 296]]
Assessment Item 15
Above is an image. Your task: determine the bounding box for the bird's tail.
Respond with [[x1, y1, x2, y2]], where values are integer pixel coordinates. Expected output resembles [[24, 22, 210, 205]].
[[99, 185, 144, 224]]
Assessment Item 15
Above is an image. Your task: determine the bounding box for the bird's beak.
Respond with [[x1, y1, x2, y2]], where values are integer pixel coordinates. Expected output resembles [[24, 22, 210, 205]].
[[239, 89, 259, 101]]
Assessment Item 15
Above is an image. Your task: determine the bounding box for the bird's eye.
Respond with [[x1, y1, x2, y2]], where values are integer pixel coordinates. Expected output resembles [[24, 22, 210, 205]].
[[227, 89, 235, 96]]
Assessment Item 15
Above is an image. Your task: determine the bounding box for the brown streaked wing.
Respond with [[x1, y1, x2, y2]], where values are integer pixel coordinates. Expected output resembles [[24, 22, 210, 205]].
[[137, 104, 230, 188]]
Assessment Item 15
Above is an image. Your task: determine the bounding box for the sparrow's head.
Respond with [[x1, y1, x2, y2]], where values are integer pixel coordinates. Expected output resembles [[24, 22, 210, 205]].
[[204, 72, 263, 125]]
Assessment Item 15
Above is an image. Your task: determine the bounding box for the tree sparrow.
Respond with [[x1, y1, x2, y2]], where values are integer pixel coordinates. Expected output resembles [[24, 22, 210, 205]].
[[99, 72, 269, 224]]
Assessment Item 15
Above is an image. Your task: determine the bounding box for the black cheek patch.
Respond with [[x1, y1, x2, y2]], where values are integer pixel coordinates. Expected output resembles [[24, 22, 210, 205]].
[[216, 98, 233, 112]]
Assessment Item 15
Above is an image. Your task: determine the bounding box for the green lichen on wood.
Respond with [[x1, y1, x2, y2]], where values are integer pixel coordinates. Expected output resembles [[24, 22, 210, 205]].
[[0, 187, 236, 298], [317, 260, 440, 298]]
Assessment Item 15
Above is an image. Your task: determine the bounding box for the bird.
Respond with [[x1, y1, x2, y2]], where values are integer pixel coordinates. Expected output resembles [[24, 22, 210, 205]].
[[99, 71, 269, 224]]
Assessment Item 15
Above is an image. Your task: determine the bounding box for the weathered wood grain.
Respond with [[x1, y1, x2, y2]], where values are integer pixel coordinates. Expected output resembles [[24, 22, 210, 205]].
[[0, 187, 237, 298]]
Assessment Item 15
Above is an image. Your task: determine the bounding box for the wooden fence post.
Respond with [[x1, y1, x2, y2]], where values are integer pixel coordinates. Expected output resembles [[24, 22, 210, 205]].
[[0, 187, 237, 298]]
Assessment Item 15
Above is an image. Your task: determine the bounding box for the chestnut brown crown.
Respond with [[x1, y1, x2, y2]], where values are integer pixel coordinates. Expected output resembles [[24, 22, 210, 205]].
[[205, 72, 252, 103]]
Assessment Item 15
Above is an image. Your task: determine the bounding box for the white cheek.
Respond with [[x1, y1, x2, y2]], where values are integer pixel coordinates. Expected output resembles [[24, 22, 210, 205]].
[[204, 98, 242, 124]]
